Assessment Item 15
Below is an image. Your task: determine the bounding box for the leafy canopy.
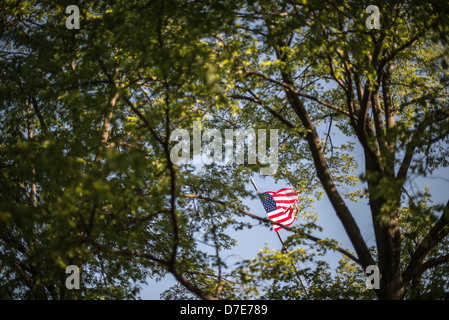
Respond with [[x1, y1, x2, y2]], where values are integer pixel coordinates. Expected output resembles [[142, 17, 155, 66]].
[[1, 0, 448, 300]]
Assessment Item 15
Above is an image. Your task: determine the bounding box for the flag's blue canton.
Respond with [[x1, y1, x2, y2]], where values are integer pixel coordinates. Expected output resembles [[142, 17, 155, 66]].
[[260, 193, 277, 213]]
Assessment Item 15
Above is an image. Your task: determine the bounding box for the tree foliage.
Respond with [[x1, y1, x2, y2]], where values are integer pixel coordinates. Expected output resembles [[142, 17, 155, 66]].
[[1, 0, 448, 300]]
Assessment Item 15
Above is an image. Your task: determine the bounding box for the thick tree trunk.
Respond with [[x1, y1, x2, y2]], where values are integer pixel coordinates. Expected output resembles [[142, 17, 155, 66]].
[[281, 77, 375, 270], [365, 150, 405, 300]]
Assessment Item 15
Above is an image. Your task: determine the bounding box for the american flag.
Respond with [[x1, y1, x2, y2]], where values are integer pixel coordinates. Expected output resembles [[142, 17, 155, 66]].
[[259, 188, 298, 231]]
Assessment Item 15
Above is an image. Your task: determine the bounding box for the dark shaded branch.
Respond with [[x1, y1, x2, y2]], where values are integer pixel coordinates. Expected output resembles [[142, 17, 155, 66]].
[[277, 71, 374, 269], [87, 238, 217, 300], [379, 35, 421, 68], [396, 109, 449, 183], [415, 254, 449, 278], [228, 93, 296, 128], [181, 193, 362, 267], [243, 69, 351, 117], [403, 200, 449, 284], [31, 97, 47, 134]]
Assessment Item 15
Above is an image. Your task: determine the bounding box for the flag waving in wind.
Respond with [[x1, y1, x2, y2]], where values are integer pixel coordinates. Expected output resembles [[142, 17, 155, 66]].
[[259, 188, 298, 231]]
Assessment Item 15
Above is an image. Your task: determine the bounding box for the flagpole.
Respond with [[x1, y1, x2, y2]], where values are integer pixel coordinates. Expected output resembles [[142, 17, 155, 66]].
[[250, 178, 260, 194], [275, 228, 310, 299], [250, 179, 310, 299]]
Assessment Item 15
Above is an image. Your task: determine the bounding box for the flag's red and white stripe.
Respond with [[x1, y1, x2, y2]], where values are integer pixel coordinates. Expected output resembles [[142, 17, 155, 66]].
[[267, 188, 298, 231]]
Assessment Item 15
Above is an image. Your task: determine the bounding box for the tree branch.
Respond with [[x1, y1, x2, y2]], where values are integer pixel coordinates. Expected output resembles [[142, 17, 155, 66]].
[[244, 69, 351, 117], [275, 66, 374, 269], [403, 200, 449, 284], [180, 193, 362, 267], [396, 109, 449, 183], [228, 93, 296, 128], [415, 254, 449, 278], [86, 238, 217, 300]]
